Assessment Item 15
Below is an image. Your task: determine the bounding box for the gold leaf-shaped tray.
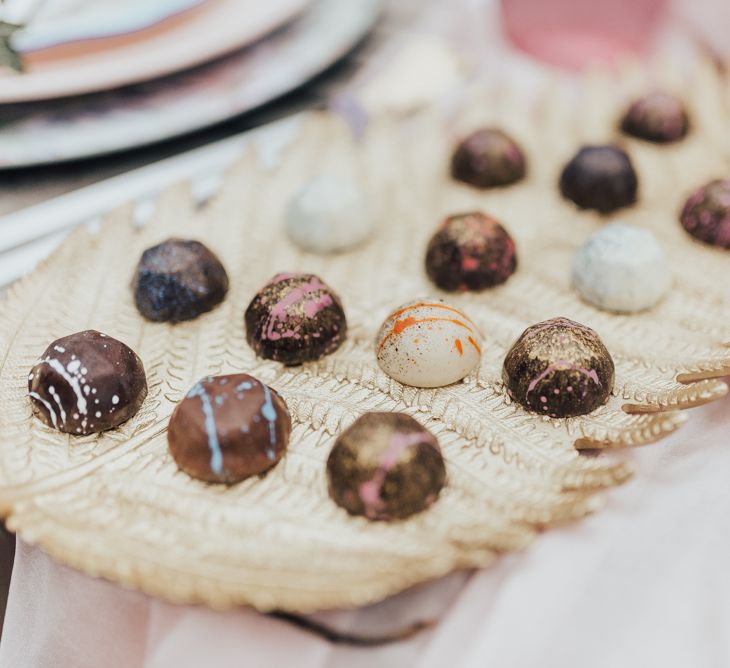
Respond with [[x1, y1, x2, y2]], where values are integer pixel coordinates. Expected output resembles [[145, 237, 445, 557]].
[[1, 59, 729, 612]]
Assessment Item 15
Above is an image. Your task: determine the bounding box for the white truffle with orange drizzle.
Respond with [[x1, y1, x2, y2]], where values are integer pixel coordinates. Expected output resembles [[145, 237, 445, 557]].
[[375, 299, 482, 388]]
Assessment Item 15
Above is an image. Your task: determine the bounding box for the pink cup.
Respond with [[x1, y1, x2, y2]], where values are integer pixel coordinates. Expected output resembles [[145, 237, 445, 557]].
[[500, 0, 669, 69]]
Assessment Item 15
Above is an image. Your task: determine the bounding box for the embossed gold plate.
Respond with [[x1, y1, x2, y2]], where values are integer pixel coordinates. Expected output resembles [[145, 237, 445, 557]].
[[1, 60, 729, 611]]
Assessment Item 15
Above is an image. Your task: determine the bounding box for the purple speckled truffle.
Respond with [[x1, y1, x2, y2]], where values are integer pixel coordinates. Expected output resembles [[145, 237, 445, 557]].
[[679, 179, 730, 249], [425, 212, 517, 291], [451, 128, 526, 189], [245, 272, 347, 365], [621, 92, 689, 144], [133, 238, 229, 323], [502, 317, 615, 418], [326, 412, 446, 521], [559, 146, 638, 214]]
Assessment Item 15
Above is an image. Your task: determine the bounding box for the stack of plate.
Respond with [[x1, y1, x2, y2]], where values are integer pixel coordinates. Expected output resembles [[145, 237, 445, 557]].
[[0, 0, 381, 168]]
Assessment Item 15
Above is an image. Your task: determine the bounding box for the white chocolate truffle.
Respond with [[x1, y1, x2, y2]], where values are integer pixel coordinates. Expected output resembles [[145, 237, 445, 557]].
[[285, 175, 374, 254], [572, 222, 670, 313], [375, 299, 482, 387]]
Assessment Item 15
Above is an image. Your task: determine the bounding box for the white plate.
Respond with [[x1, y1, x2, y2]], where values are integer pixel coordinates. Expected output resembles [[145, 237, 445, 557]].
[[11, 0, 205, 52], [0, 0, 312, 103], [0, 0, 380, 168]]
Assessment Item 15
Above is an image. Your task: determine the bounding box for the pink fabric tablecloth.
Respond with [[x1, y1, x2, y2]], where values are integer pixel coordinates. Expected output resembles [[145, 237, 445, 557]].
[[2, 392, 728, 668]]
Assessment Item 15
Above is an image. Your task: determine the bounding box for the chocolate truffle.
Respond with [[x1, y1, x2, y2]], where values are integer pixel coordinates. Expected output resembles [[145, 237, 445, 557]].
[[326, 412, 446, 521], [559, 146, 638, 213], [28, 330, 147, 435], [502, 317, 615, 418], [451, 128, 526, 189], [679, 179, 730, 249], [133, 238, 229, 323], [168, 374, 291, 484], [425, 212, 517, 291], [572, 223, 670, 313], [245, 273, 347, 365], [285, 175, 374, 255], [376, 299, 482, 388], [620, 92, 689, 143]]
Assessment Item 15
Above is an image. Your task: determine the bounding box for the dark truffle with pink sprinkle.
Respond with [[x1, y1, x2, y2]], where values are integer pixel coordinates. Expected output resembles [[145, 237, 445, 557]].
[[425, 212, 517, 291], [679, 179, 730, 249], [326, 412, 446, 521], [245, 273, 347, 365], [451, 128, 526, 189], [621, 92, 688, 144], [502, 317, 615, 418]]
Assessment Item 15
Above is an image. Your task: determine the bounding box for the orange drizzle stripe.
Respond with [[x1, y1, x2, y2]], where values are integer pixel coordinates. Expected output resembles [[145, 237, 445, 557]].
[[378, 316, 475, 353], [467, 336, 481, 355], [387, 302, 477, 326], [454, 339, 464, 356]]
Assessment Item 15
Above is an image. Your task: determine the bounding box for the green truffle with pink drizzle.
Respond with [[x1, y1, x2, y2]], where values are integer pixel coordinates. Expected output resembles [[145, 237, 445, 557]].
[[326, 412, 446, 521], [245, 272, 347, 365], [502, 317, 615, 418]]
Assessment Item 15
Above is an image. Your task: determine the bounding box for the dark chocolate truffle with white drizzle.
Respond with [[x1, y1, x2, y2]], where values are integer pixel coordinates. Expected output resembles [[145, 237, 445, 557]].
[[245, 272, 347, 365], [133, 238, 229, 323], [502, 317, 615, 418], [168, 374, 291, 484], [451, 128, 526, 188], [28, 330, 147, 435], [425, 212, 517, 291], [559, 146, 637, 214], [326, 412, 446, 521]]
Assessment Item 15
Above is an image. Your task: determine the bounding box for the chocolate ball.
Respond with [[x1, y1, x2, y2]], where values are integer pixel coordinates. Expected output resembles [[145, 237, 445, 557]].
[[168, 374, 291, 484], [679, 179, 730, 249], [451, 128, 526, 189], [376, 299, 483, 388], [502, 317, 615, 418], [245, 272, 347, 365], [572, 223, 670, 313], [620, 92, 689, 143], [326, 412, 446, 521], [28, 330, 147, 435], [559, 146, 638, 214], [425, 212, 517, 291], [285, 175, 374, 255], [132, 238, 229, 323]]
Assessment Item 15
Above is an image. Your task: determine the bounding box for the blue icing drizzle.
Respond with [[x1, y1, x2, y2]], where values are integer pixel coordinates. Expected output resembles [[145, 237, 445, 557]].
[[260, 384, 278, 460], [187, 381, 224, 476], [236, 381, 253, 392]]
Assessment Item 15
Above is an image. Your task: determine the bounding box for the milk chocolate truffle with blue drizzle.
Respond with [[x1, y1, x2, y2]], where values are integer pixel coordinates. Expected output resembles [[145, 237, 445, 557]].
[[327, 412, 446, 521], [559, 146, 638, 213], [425, 212, 517, 291], [28, 330, 147, 435], [245, 272, 347, 365], [168, 374, 291, 484], [451, 128, 526, 189], [621, 92, 688, 144], [502, 317, 615, 418], [133, 238, 229, 323], [679, 179, 730, 249]]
